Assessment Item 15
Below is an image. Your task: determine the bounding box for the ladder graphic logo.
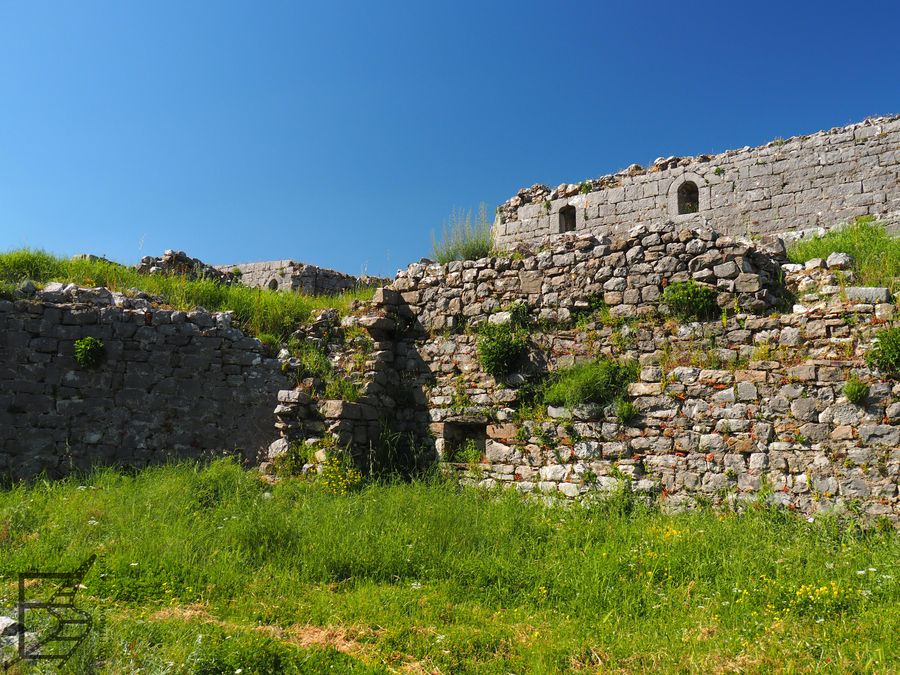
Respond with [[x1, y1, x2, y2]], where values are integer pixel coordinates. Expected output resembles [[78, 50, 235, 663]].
[[2, 555, 96, 670]]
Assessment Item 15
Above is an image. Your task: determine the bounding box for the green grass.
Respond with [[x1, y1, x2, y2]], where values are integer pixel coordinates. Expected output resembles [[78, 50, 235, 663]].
[[0, 249, 375, 339], [787, 217, 900, 292], [1, 460, 896, 673], [431, 203, 494, 264], [543, 358, 639, 408]]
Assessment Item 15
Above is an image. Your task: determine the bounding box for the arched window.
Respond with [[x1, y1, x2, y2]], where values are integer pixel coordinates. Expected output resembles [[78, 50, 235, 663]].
[[677, 181, 699, 214], [268, 278, 279, 291], [558, 205, 576, 233]]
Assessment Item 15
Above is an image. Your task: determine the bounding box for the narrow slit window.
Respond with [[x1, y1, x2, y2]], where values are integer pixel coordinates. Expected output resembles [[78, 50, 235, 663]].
[[559, 205, 577, 233], [677, 181, 699, 214]]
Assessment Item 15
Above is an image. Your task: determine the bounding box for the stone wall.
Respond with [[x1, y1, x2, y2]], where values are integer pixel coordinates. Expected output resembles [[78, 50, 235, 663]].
[[0, 283, 289, 482], [393, 222, 787, 333], [365, 222, 899, 520], [218, 260, 388, 296], [494, 115, 900, 249], [267, 303, 434, 477], [428, 304, 898, 520]]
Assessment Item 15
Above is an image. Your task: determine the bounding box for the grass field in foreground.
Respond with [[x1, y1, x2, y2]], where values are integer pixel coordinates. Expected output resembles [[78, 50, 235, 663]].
[[0, 460, 897, 673], [0, 249, 374, 339]]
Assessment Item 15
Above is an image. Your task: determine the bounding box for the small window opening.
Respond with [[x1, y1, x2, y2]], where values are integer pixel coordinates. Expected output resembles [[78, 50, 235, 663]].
[[677, 181, 699, 215], [558, 205, 577, 233], [268, 278, 279, 291], [442, 421, 486, 463]]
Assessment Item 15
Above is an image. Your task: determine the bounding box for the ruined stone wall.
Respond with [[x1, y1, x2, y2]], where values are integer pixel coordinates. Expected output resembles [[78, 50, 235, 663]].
[[219, 260, 386, 296], [393, 223, 787, 332], [0, 284, 289, 482], [494, 115, 900, 249], [267, 303, 434, 476], [368, 223, 899, 519], [427, 304, 898, 520]]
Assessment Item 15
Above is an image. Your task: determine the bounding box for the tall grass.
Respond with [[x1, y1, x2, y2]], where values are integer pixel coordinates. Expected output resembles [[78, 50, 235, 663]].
[[0, 249, 375, 338], [0, 460, 896, 672], [787, 217, 900, 291], [431, 203, 494, 264], [543, 358, 639, 408]]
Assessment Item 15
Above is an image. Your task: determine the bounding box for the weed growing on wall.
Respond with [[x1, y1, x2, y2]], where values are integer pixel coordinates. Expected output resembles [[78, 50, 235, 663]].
[[73, 336, 105, 368], [543, 359, 638, 408], [662, 280, 718, 321], [866, 326, 900, 376], [615, 399, 640, 425], [843, 375, 870, 405], [476, 323, 527, 377], [273, 440, 319, 477], [454, 439, 483, 466], [287, 340, 361, 401], [256, 332, 281, 357], [431, 203, 494, 263]]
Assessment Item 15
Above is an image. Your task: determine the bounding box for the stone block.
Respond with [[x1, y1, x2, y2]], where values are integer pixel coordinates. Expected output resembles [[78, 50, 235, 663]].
[[844, 287, 891, 303]]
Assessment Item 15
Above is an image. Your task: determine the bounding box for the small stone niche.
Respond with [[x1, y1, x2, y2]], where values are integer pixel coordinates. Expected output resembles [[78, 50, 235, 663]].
[[677, 181, 700, 214], [441, 420, 487, 462], [558, 205, 577, 233]]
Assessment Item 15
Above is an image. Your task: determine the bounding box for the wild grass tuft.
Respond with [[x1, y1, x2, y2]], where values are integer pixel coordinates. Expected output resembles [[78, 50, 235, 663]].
[[787, 217, 900, 291], [0, 460, 896, 672], [0, 249, 374, 339], [543, 358, 638, 408], [431, 203, 494, 264]]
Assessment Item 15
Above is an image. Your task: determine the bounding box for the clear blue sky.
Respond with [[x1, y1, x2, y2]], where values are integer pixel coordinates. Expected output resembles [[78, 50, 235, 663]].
[[1, 1, 898, 276]]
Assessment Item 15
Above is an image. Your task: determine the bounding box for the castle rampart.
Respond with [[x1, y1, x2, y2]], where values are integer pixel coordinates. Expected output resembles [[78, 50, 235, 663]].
[[494, 116, 900, 249]]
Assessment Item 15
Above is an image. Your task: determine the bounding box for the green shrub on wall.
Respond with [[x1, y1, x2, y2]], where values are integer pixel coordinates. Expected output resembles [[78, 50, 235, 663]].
[[843, 375, 870, 405], [543, 359, 638, 408], [477, 323, 527, 377], [615, 399, 640, 425], [662, 280, 718, 321], [74, 336, 105, 368], [866, 327, 900, 376]]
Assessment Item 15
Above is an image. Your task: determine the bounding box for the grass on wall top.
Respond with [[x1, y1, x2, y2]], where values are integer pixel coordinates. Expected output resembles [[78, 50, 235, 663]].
[[0, 249, 375, 339], [431, 203, 494, 264], [787, 216, 900, 292]]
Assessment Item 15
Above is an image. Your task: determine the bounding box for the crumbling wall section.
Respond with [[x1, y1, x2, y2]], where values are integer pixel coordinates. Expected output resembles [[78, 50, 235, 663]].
[[378, 222, 899, 519], [220, 260, 387, 295], [395, 223, 787, 332]]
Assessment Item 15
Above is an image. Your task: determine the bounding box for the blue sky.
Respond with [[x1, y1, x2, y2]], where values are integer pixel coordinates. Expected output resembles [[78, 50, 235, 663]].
[[1, 1, 898, 276]]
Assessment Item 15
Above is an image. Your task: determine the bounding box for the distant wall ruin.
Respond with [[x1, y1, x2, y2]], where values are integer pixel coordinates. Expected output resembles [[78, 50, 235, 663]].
[[218, 260, 388, 296], [494, 116, 900, 249]]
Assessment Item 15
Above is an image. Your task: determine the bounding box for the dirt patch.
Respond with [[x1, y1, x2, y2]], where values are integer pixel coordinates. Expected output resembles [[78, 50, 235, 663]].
[[149, 605, 381, 662], [282, 624, 373, 657]]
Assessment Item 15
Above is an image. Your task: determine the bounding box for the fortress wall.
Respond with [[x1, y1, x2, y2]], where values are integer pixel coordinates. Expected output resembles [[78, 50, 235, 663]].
[[220, 260, 381, 295], [0, 286, 288, 482], [366, 222, 900, 519], [494, 116, 900, 249]]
